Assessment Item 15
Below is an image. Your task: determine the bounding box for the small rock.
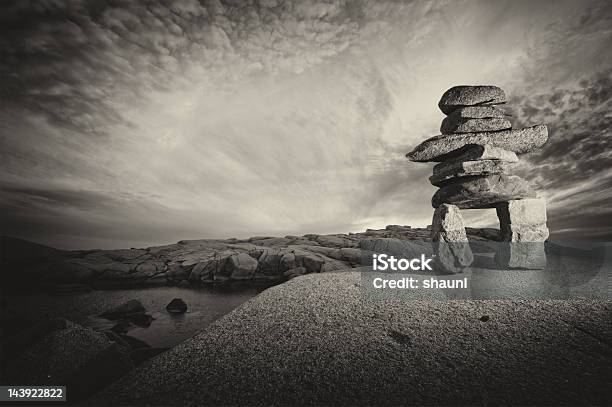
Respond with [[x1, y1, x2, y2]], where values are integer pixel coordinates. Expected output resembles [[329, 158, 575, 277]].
[[100, 299, 146, 320], [441, 117, 511, 134], [439, 85, 506, 114], [432, 175, 536, 209], [430, 159, 515, 187], [126, 313, 154, 327], [389, 330, 412, 345], [166, 298, 188, 314], [406, 125, 548, 162], [111, 321, 133, 334]]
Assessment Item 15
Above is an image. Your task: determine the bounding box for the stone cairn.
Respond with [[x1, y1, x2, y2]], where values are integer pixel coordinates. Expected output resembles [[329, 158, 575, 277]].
[[406, 86, 549, 272]]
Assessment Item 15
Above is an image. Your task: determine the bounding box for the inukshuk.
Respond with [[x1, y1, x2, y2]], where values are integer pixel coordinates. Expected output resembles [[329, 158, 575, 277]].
[[407, 85, 549, 272]]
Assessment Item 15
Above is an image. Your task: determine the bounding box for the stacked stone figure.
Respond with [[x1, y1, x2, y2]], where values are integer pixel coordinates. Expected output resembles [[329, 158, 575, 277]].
[[407, 86, 549, 272]]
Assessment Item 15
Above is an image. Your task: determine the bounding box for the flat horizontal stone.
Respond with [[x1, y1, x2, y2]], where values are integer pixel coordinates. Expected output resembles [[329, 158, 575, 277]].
[[431, 175, 536, 209], [406, 125, 548, 162], [442, 144, 518, 163], [439, 86, 506, 114], [441, 117, 511, 134], [446, 106, 506, 119], [430, 160, 515, 187]]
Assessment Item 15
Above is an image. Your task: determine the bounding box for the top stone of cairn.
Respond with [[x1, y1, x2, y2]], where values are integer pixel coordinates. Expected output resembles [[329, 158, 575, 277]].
[[438, 85, 506, 115]]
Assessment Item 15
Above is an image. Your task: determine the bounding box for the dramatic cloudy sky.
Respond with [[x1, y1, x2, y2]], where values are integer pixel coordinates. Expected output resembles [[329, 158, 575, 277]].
[[1, 0, 611, 249]]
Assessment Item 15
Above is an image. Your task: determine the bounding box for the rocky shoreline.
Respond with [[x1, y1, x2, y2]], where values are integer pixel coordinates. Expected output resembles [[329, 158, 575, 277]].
[[1, 227, 610, 404], [2, 226, 499, 290]]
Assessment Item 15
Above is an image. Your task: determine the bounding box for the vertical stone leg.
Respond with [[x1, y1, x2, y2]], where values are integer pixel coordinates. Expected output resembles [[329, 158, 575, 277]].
[[431, 204, 474, 274], [495, 198, 549, 269]]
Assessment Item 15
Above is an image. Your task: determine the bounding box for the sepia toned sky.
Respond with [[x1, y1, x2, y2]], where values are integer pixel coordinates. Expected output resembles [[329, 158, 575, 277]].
[[1, 0, 611, 249]]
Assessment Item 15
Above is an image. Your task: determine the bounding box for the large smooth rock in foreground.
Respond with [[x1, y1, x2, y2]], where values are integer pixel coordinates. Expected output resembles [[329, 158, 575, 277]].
[[430, 159, 515, 187], [446, 105, 506, 119], [406, 125, 548, 162], [432, 175, 536, 209], [431, 204, 473, 273], [90, 272, 612, 406], [441, 117, 511, 134], [438, 85, 506, 114]]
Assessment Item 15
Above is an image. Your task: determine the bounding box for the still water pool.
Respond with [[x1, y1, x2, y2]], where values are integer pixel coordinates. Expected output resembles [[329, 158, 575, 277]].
[[3, 285, 268, 348]]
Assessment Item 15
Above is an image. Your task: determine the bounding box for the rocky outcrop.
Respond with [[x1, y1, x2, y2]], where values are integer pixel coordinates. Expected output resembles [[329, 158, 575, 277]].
[[0, 217, 533, 288], [3, 226, 497, 289], [100, 299, 146, 319]]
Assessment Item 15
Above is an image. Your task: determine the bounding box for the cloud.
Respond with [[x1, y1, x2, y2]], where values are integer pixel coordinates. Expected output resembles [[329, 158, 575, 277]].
[[507, 70, 612, 239], [1, 0, 611, 248]]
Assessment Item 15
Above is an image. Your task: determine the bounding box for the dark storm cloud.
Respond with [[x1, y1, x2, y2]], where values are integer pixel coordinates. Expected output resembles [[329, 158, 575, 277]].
[[511, 70, 612, 189], [0, 0, 365, 135], [507, 70, 612, 239]]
